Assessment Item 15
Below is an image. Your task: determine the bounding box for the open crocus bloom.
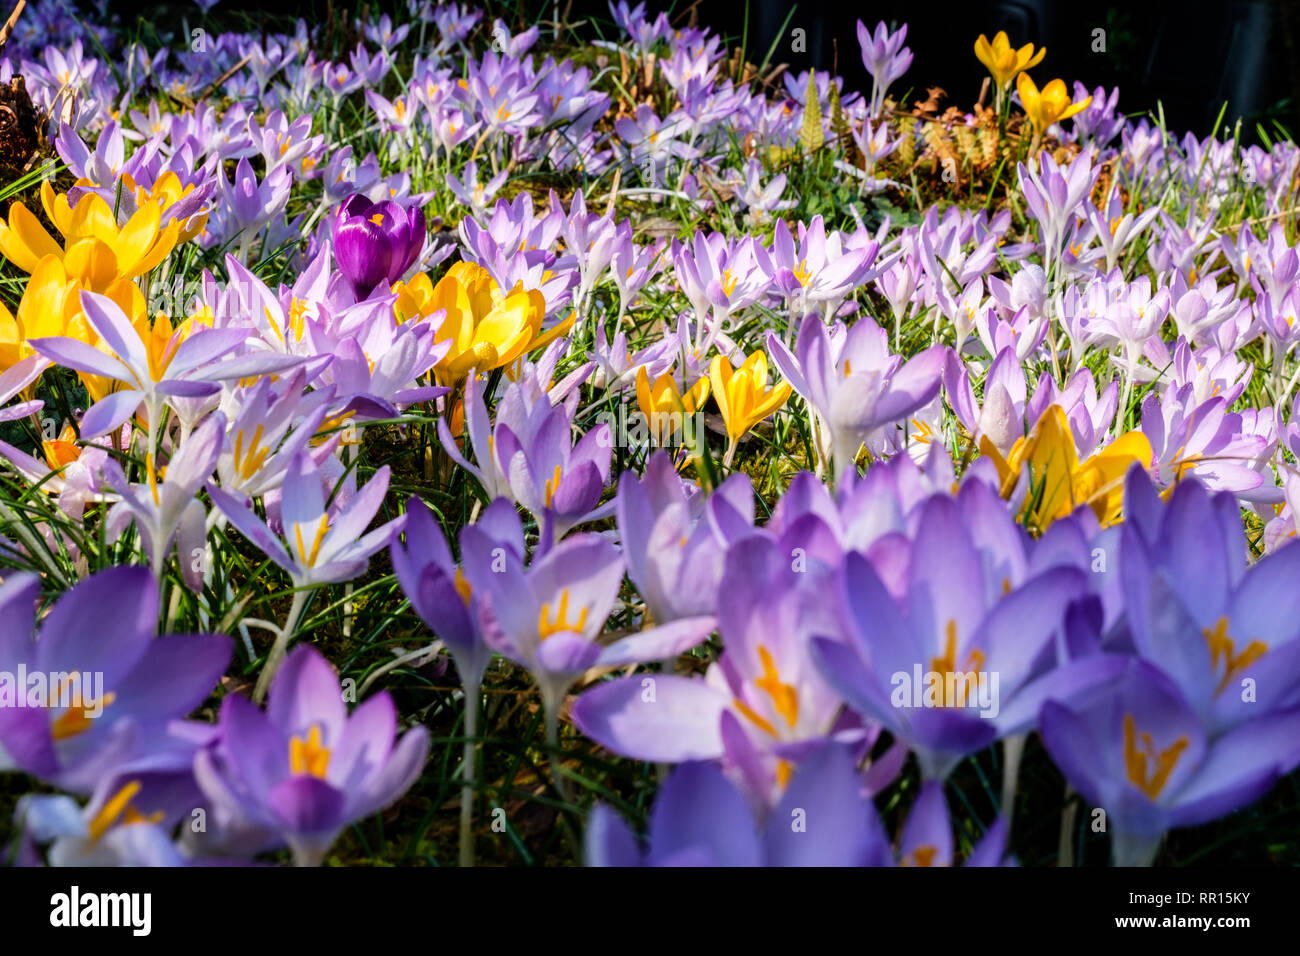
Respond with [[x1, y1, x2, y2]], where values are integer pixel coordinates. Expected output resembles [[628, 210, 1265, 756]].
[[0, 183, 180, 287], [974, 31, 1045, 91], [709, 349, 792, 447], [194, 644, 430, 865], [0, 568, 231, 794], [809, 494, 1126, 780], [208, 452, 405, 588], [982, 404, 1152, 532], [1040, 657, 1300, 865], [461, 529, 716, 717], [1016, 73, 1092, 136], [428, 260, 572, 383]]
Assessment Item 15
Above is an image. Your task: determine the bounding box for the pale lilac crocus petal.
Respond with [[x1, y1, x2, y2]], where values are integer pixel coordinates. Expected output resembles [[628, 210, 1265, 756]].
[[647, 761, 761, 866], [329, 692, 397, 789], [268, 645, 349, 745], [572, 674, 729, 762], [220, 693, 289, 803], [763, 742, 891, 866], [596, 615, 716, 667], [79, 390, 144, 439], [351, 725, 430, 819], [585, 803, 645, 866], [28, 336, 131, 381], [79, 290, 149, 373], [207, 484, 295, 572]]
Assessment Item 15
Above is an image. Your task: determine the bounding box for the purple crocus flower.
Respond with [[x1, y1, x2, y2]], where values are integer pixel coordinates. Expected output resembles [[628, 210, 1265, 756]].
[[615, 452, 754, 624], [15, 726, 218, 866], [1119, 469, 1300, 732], [769, 216, 882, 319], [810, 494, 1126, 780], [218, 156, 292, 238], [575, 531, 875, 807], [390, 495, 519, 699], [1017, 151, 1099, 277], [208, 452, 404, 590], [194, 644, 430, 866], [856, 20, 912, 116], [1040, 657, 1300, 865], [766, 312, 946, 484], [331, 193, 426, 299], [587, 742, 891, 866], [390, 494, 522, 866], [30, 291, 252, 441], [0, 568, 232, 794], [460, 529, 715, 752], [441, 374, 613, 545], [103, 411, 226, 588]]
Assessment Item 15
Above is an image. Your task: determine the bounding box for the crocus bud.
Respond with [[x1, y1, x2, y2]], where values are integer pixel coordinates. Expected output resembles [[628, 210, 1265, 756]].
[[332, 194, 426, 299]]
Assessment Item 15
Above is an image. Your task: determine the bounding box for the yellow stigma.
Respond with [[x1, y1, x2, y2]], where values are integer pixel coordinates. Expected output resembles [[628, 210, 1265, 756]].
[[289, 724, 331, 779], [538, 589, 588, 641], [1123, 713, 1189, 800], [453, 565, 472, 605], [754, 645, 799, 728], [294, 515, 330, 568], [901, 845, 941, 867], [792, 260, 813, 287], [929, 620, 986, 707], [86, 781, 163, 843], [49, 672, 116, 741], [721, 269, 739, 299], [543, 464, 563, 508], [1202, 616, 1267, 697]]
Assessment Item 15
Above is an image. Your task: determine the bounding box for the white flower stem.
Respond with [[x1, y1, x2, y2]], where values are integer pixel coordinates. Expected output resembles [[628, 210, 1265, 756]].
[[253, 587, 309, 704], [458, 683, 479, 868]]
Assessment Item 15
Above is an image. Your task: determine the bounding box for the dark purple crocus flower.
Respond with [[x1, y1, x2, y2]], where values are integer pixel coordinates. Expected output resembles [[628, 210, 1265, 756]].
[[331, 194, 426, 299]]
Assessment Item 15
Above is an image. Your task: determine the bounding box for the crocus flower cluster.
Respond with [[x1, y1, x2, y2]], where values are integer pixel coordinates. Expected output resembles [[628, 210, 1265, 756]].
[[0, 2, 1297, 871]]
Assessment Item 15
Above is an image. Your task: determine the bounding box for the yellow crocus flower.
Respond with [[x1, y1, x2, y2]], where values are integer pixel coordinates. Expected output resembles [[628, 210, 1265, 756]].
[[709, 350, 793, 463], [391, 273, 437, 323], [635, 366, 710, 420], [427, 261, 572, 384], [124, 171, 209, 243], [974, 31, 1046, 91], [0, 255, 103, 374], [1017, 73, 1092, 139], [43, 423, 81, 470], [0, 183, 180, 290], [981, 404, 1151, 532]]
